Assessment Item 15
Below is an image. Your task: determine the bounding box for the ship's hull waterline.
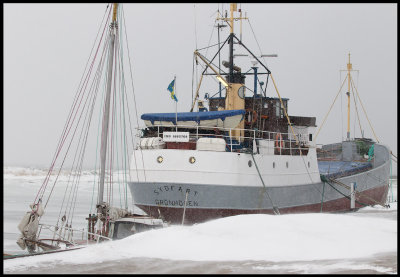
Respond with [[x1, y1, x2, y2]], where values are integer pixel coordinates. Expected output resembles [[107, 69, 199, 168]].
[[128, 143, 390, 224]]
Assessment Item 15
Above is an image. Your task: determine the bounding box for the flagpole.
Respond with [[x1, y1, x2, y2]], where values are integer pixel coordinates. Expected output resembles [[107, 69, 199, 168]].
[[174, 75, 177, 132]]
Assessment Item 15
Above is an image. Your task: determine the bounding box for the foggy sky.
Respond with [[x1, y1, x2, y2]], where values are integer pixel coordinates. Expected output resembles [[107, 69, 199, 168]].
[[4, 3, 397, 172]]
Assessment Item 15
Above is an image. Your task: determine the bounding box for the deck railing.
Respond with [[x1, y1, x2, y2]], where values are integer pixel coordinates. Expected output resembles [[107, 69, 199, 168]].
[[38, 223, 112, 249], [138, 124, 313, 156]]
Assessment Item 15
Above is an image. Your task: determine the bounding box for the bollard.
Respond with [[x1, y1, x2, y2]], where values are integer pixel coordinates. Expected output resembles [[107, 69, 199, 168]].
[[350, 182, 356, 209]]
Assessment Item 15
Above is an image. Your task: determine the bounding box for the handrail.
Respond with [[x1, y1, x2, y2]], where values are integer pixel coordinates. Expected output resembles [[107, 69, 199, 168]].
[[38, 223, 112, 246], [137, 124, 314, 155], [138, 124, 311, 142]]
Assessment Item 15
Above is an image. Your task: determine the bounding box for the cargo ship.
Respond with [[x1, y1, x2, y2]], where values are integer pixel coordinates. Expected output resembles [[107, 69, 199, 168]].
[[128, 3, 391, 224]]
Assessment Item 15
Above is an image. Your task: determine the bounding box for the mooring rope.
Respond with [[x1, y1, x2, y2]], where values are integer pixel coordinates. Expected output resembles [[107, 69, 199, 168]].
[[320, 174, 388, 208]]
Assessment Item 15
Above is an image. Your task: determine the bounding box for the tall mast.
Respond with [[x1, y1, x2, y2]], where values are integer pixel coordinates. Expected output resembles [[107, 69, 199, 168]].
[[228, 3, 236, 82], [215, 3, 247, 141], [98, 3, 118, 207], [346, 53, 352, 140], [216, 3, 247, 85]]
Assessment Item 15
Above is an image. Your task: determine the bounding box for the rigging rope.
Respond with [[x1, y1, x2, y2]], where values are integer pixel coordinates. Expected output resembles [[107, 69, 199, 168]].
[[35, 5, 111, 207], [121, 5, 146, 183], [269, 74, 318, 190], [242, 17, 321, 196], [51, 33, 109, 239], [117, 6, 134, 203], [116, 28, 125, 208], [204, 17, 217, 58], [390, 151, 397, 162], [36, 7, 112, 206], [57, 32, 110, 231], [35, 3, 145, 242], [350, 76, 380, 143], [117, 21, 129, 209], [250, 153, 280, 215], [89, 37, 111, 214], [314, 75, 348, 140], [350, 76, 364, 137], [247, 19, 269, 68]]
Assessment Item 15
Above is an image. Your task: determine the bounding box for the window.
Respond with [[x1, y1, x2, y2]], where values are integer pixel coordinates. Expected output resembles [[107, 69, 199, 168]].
[[275, 100, 280, 117], [286, 161, 289, 168], [273, 162, 275, 168], [309, 133, 312, 142]]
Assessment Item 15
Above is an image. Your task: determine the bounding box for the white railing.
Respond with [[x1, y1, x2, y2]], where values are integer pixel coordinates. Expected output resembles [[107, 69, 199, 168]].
[[138, 124, 312, 155], [38, 223, 112, 248]]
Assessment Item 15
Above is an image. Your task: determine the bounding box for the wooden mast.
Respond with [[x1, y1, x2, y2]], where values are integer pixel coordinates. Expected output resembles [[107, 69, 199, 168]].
[[98, 3, 118, 214]]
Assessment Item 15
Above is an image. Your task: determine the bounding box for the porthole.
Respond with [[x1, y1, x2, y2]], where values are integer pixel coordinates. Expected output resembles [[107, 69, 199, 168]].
[[189, 157, 196, 164], [157, 156, 163, 163], [248, 160, 252, 167], [273, 162, 275, 168]]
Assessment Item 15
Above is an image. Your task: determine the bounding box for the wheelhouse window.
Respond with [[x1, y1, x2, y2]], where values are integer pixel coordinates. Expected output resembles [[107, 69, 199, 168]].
[[275, 100, 280, 117]]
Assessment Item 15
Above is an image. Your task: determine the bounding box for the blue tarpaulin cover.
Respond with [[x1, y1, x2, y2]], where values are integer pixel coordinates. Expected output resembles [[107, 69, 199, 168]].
[[318, 160, 372, 179], [141, 110, 245, 125]]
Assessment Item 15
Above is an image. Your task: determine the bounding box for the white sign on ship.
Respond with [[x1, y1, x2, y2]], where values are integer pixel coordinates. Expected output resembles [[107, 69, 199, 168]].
[[163, 132, 190, 142]]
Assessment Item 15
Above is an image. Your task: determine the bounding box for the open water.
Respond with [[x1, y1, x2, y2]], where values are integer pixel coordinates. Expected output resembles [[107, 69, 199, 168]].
[[3, 166, 397, 274]]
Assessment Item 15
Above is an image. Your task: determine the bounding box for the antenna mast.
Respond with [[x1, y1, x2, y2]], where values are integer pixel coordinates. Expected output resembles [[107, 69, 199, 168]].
[[216, 3, 248, 82]]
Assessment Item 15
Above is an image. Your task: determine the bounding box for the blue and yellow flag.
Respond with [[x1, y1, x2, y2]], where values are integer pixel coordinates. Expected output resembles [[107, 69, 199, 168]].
[[167, 79, 178, 102]]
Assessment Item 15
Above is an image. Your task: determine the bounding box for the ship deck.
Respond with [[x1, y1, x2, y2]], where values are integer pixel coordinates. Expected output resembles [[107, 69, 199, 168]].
[[318, 160, 373, 179]]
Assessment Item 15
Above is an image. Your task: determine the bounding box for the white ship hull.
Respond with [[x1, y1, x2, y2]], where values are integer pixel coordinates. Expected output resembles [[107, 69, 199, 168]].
[[128, 143, 390, 224]]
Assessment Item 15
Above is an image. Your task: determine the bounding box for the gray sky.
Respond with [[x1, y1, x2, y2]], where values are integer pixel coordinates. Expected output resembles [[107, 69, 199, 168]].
[[4, 3, 397, 172]]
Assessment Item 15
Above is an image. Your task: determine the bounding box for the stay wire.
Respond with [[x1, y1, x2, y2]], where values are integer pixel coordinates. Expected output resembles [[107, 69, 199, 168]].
[[121, 5, 146, 183], [46, 15, 113, 214], [115, 5, 129, 200], [37, 7, 112, 204], [117, 18, 129, 209], [90, 38, 110, 215], [116, 29, 124, 208], [35, 5, 111, 206], [351, 75, 363, 137], [247, 18, 269, 69], [350, 76, 380, 143], [60, 33, 110, 227], [70, 34, 109, 220]]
